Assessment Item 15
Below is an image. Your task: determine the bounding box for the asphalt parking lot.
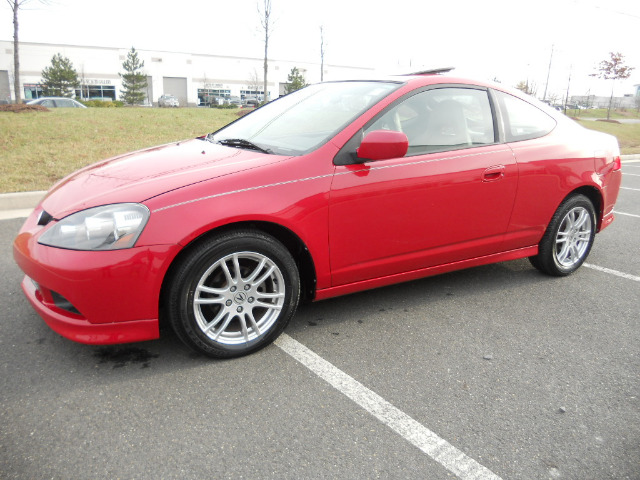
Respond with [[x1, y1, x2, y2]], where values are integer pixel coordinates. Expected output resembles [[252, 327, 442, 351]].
[[1, 162, 638, 480]]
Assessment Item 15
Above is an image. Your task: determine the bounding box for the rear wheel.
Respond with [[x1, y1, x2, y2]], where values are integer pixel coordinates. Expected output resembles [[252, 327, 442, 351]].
[[529, 194, 596, 276], [166, 230, 300, 358]]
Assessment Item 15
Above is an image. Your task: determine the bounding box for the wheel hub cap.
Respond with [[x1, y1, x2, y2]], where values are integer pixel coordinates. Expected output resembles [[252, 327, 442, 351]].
[[193, 252, 285, 345], [554, 206, 592, 268]]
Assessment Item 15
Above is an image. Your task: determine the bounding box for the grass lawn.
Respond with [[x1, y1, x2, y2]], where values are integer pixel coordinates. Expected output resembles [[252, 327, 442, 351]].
[[567, 108, 640, 120], [1, 106, 639, 194], [0, 107, 239, 193]]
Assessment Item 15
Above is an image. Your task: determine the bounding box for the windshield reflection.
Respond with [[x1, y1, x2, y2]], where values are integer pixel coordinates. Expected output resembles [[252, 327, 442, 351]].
[[210, 81, 402, 156]]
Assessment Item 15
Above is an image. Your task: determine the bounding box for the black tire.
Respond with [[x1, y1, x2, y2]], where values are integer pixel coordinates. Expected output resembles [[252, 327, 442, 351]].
[[166, 230, 300, 358], [529, 194, 596, 276]]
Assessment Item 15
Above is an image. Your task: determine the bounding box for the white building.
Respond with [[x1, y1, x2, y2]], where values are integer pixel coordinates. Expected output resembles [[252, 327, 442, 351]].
[[0, 40, 374, 106], [569, 94, 639, 109]]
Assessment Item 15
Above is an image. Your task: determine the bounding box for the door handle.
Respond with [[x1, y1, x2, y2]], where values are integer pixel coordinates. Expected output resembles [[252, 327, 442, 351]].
[[483, 165, 505, 182]]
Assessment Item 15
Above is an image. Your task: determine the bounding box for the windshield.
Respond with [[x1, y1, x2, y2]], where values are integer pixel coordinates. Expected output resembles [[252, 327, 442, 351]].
[[209, 81, 401, 155]]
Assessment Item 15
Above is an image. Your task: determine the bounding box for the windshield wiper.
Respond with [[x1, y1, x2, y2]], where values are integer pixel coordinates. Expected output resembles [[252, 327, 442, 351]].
[[216, 138, 272, 154]]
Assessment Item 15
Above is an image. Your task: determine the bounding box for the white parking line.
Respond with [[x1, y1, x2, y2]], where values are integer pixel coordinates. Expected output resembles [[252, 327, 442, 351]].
[[275, 334, 502, 480], [620, 187, 640, 191], [584, 264, 640, 282], [623, 173, 640, 177], [614, 210, 640, 218]]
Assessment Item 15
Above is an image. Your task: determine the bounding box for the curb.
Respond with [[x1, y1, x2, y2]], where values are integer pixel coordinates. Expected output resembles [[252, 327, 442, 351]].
[[0, 191, 46, 220], [1, 155, 639, 219], [0, 191, 47, 209]]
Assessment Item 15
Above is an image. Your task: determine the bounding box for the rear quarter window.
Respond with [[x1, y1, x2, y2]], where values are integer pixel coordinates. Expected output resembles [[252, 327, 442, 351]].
[[495, 90, 556, 142]]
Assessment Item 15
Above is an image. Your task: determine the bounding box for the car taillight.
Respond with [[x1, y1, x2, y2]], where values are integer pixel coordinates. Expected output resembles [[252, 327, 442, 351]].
[[613, 156, 621, 171]]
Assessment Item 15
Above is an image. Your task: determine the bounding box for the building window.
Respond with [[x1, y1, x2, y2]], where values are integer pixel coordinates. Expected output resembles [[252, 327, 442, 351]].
[[76, 84, 116, 101], [197, 88, 231, 106], [24, 84, 45, 100], [240, 89, 264, 100]]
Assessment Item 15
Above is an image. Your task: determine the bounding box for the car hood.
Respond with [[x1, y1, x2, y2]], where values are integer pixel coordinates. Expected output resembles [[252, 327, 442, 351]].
[[41, 138, 288, 219]]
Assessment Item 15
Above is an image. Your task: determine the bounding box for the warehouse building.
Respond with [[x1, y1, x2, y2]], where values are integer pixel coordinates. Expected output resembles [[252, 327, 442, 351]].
[[0, 40, 374, 106]]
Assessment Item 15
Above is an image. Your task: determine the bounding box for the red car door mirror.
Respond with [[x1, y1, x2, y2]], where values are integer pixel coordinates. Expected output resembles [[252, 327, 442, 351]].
[[356, 130, 409, 161]]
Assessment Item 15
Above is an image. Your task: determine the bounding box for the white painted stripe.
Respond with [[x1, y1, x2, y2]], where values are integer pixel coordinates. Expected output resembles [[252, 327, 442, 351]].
[[275, 334, 502, 480], [614, 210, 640, 218], [153, 173, 335, 212], [623, 173, 640, 177], [584, 264, 640, 282], [153, 148, 511, 213], [621, 187, 640, 191]]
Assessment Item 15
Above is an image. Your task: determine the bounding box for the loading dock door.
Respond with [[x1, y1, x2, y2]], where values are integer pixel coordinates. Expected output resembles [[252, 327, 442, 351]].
[[162, 77, 187, 107], [0, 70, 10, 102]]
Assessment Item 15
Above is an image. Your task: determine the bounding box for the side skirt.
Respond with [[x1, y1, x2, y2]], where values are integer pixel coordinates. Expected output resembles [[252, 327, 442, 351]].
[[314, 245, 538, 301]]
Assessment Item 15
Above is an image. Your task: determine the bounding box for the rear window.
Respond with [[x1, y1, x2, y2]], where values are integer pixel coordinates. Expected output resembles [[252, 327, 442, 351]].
[[494, 90, 556, 142]]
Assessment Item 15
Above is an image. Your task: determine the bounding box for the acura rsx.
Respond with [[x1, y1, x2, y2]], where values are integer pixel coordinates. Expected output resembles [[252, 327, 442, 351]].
[[14, 71, 622, 358]]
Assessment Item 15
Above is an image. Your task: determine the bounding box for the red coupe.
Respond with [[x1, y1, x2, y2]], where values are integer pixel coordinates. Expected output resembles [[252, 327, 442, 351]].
[[14, 72, 622, 358]]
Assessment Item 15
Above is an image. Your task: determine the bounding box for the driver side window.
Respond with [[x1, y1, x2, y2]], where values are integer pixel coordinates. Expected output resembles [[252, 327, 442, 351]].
[[364, 87, 495, 156]]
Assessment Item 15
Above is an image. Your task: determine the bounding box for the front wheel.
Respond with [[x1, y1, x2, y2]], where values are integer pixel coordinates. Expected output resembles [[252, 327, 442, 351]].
[[529, 194, 596, 276], [166, 230, 300, 358]]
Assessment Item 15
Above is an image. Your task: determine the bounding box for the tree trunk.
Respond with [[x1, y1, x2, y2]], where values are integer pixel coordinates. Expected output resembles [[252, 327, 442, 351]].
[[607, 83, 614, 121], [320, 26, 324, 82], [263, 32, 268, 103], [12, 1, 22, 104], [260, 0, 271, 104]]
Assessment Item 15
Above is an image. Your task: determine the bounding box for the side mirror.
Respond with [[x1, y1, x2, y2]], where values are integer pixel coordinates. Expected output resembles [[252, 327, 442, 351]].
[[356, 130, 409, 161]]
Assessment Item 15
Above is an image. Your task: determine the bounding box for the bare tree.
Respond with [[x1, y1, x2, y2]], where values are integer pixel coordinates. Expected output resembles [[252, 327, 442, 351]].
[[590, 52, 635, 120], [319, 25, 325, 82], [258, 0, 272, 103], [546, 91, 561, 105], [515, 80, 537, 96], [6, 0, 49, 103], [247, 68, 261, 98]]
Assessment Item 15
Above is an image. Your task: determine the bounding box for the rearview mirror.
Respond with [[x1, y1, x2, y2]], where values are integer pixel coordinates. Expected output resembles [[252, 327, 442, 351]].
[[356, 130, 409, 161]]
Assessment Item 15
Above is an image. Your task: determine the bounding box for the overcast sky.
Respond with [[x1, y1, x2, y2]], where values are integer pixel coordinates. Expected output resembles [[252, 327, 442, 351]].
[[2, 0, 639, 98]]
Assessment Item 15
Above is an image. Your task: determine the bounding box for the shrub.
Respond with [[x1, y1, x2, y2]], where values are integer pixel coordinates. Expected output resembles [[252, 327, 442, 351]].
[[79, 99, 124, 108], [210, 103, 238, 109]]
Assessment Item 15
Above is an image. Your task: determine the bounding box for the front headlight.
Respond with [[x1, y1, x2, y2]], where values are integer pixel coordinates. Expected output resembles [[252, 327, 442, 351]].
[[38, 203, 150, 251]]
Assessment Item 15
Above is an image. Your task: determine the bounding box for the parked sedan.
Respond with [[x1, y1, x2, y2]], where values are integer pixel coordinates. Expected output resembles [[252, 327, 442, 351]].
[[14, 72, 622, 358], [27, 97, 87, 108], [158, 94, 179, 107]]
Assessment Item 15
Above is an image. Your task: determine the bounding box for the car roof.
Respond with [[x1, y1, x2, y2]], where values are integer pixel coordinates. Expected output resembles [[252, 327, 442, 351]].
[[324, 71, 571, 125], [32, 97, 76, 100]]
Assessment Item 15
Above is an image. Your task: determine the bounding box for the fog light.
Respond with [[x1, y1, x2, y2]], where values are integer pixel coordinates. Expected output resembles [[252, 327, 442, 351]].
[[50, 290, 81, 315]]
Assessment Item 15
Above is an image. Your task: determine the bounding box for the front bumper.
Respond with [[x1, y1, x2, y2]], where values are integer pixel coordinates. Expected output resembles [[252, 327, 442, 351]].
[[13, 212, 179, 345], [20, 276, 159, 344]]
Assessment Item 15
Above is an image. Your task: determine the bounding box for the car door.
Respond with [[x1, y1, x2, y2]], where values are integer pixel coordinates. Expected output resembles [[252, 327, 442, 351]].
[[329, 86, 518, 286], [54, 99, 74, 107]]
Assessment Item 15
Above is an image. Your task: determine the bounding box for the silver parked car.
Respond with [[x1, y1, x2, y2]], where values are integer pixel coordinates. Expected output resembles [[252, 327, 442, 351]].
[[158, 94, 179, 107], [27, 97, 87, 108]]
